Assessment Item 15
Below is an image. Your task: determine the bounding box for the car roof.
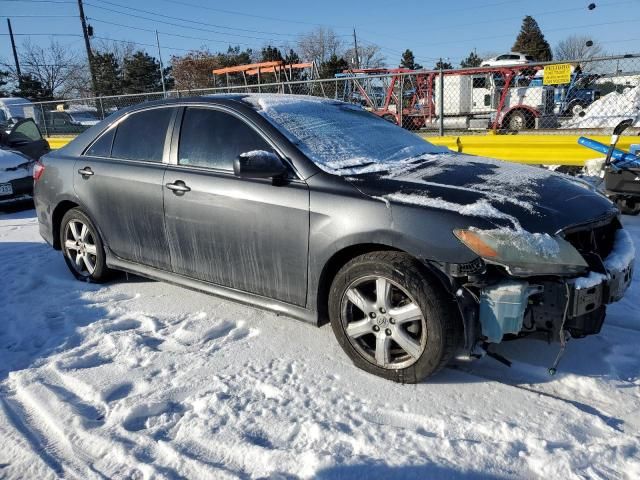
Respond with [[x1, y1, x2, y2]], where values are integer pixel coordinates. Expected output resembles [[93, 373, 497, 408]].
[[120, 93, 341, 114]]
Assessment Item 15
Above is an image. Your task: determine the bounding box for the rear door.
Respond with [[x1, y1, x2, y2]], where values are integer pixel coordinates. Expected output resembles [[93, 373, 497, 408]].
[[74, 106, 176, 270], [163, 106, 310, 306]]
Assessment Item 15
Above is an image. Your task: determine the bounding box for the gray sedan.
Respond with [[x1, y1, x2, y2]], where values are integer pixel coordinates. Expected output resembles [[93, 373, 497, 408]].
[[34, 94, 634, 383]]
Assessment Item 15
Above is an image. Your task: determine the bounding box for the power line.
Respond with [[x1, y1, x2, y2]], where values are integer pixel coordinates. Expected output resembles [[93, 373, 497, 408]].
[[88, 17, 291, 50], [0, 32, 82, 36], [0, 14, 76, 17], [89, 0, 299, 38]]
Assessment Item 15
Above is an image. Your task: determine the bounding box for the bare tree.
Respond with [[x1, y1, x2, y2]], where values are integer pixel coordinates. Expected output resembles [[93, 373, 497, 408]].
[[555, 35, 604, 61], [297, 27, 342, 65], [18, 39, 85, 97], [344, 44, 385, 69], [171, 49, 221, 91]]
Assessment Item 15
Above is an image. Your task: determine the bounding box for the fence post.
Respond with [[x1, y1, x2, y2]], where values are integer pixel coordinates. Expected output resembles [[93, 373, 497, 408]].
[[399, 74, 404, 128], [39, 104, 48, 137], [99, 97, 104, 120], [438, 67, 444, 137]]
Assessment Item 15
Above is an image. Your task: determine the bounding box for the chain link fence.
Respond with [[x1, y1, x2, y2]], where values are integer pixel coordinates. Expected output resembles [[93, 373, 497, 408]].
[[5, 53, 639, 138]]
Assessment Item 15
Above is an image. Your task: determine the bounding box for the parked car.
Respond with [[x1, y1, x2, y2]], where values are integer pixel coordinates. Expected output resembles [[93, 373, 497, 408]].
[[481, 52, 535, 67], [34, 95, 634, 383], [45, 109, 101, 134], [0, 97, 43, 134], [0, 118, 50, 207]]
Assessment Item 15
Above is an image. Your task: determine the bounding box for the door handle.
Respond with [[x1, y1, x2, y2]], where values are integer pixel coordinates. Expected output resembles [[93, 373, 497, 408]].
[[165, 181, 191, 194], [77, 167, 94, 177]]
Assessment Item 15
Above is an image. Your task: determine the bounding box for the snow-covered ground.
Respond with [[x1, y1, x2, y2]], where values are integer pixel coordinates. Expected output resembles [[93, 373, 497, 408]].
[[1, 207, 639, 479]]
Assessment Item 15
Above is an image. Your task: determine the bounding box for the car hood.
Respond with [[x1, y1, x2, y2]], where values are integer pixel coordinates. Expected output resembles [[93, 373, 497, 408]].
[[344, 152, 617, 234]]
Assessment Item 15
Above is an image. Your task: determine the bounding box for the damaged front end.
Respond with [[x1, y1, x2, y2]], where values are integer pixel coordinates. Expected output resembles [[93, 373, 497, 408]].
[[445, 215, 635, 353]]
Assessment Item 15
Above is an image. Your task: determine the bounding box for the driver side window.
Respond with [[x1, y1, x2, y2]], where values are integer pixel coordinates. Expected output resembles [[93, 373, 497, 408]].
[[178, 107, 273, 171]]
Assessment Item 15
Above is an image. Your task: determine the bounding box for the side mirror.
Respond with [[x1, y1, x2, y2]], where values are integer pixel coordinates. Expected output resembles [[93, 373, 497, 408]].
[[234, 150, 287, 179]]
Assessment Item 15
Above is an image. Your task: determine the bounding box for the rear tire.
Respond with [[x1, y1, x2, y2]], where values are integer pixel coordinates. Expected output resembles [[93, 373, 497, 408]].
[[329, 251, 462, 383], [60, 208, 112, 282]]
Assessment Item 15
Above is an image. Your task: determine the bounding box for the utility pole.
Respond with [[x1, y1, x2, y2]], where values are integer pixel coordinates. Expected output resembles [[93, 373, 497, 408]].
[[155, 30, 167, 98], [7, 19, 22, 88], [352, 28, 360, 69], [77, 0, 98, 96]]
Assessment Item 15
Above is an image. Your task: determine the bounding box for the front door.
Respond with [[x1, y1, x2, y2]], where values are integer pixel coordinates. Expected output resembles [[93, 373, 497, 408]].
[[163, 106, 310, 306], [74, 106, 176, 270]]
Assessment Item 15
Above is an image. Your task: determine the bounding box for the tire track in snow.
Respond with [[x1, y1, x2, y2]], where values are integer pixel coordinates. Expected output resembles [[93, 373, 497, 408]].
[[0, 393, 65, 478]]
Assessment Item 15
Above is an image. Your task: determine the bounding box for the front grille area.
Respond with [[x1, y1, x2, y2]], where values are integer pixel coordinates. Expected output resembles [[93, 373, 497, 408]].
[[564, 217, 618, 261]]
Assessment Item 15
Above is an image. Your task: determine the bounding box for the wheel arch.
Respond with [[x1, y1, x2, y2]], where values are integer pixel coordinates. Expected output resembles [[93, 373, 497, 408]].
[[500, 105, 539, 129], [315, 242, 456, 326], [51, 200, 80, 250]]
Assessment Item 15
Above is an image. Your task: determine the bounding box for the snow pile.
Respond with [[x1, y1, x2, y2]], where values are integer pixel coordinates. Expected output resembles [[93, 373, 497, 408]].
[[604, 228, 636, 271], [573, 271, 607, 290], [0, 149, 33, 183], [1, 209, 640, 479], [562, 84, 640, 129], [385, 194, 520, 227]]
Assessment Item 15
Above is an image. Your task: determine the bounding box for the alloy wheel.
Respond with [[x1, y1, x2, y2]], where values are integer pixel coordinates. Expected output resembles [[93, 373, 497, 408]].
[[341, 275, 427, 369], [63, 219, 98, 277]]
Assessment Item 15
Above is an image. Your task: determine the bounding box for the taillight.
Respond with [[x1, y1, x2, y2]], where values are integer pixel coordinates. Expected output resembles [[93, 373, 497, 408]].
[[33, 161, 46, 181]]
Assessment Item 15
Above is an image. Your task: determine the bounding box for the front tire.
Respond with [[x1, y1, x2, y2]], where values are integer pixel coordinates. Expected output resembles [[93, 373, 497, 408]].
[[507, 110, 534, 130], [60, 208, 112, 282], [329, 251, 462, 383]]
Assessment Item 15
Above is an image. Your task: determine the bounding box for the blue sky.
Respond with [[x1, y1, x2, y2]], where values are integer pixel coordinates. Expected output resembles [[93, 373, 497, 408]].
[[1, 0, 639, 69]]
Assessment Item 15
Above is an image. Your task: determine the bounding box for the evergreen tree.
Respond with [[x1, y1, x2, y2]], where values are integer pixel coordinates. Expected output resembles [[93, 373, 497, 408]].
[[12, 74, 52, 100], [261, 45, 283, 62], [435, 60, 453, 70], [512, 16, 552, 61], [400, 49, 422, 70], [319, 54, 348, 78], [284, 49, 301, 65], [460, 51, 482, 68], [162, 65, 175, 91], [220, 46, 253, 68], [122, 51, 162, 94], [93, 52, 121, 96]]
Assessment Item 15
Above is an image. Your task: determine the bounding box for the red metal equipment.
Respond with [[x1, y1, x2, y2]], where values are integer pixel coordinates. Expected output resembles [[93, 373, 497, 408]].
[[344, 65, 545, 130]]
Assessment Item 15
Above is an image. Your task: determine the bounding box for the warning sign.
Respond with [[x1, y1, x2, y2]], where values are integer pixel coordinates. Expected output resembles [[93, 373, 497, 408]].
[[543, 63, 572, 85]]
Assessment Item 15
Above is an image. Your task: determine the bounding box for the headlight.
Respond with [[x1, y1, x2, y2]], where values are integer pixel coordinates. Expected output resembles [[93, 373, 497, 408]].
[[454, 227, 588, 276]]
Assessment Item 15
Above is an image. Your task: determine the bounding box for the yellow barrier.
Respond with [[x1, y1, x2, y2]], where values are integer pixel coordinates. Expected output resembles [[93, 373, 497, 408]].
[[47, 134, 638, 166], [423, 134, 638, 166], [47, 136, 76, 150]]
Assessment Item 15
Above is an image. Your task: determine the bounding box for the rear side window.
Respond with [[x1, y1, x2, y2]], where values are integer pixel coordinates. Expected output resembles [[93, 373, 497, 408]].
[[111, 108, 173, 162], [178, 107, 272, 171], [86, 128, 115, 157]]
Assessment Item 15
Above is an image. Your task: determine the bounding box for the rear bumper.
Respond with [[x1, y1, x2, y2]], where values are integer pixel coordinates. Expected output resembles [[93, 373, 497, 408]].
[[0, 176, 33, 206]]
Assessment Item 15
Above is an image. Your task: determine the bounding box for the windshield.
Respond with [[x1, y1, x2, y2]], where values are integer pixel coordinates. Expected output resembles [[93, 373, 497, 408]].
[[244, 95, 447, 174], [70, 111, 99, 121]]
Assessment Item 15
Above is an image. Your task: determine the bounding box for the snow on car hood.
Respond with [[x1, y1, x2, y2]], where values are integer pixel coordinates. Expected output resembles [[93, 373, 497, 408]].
[[0, 148, 34, 183], [346, 152, 618, 234]]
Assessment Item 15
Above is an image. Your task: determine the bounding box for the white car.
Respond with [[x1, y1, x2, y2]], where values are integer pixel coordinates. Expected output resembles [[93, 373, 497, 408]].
[[481, 52, 535, 67]]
